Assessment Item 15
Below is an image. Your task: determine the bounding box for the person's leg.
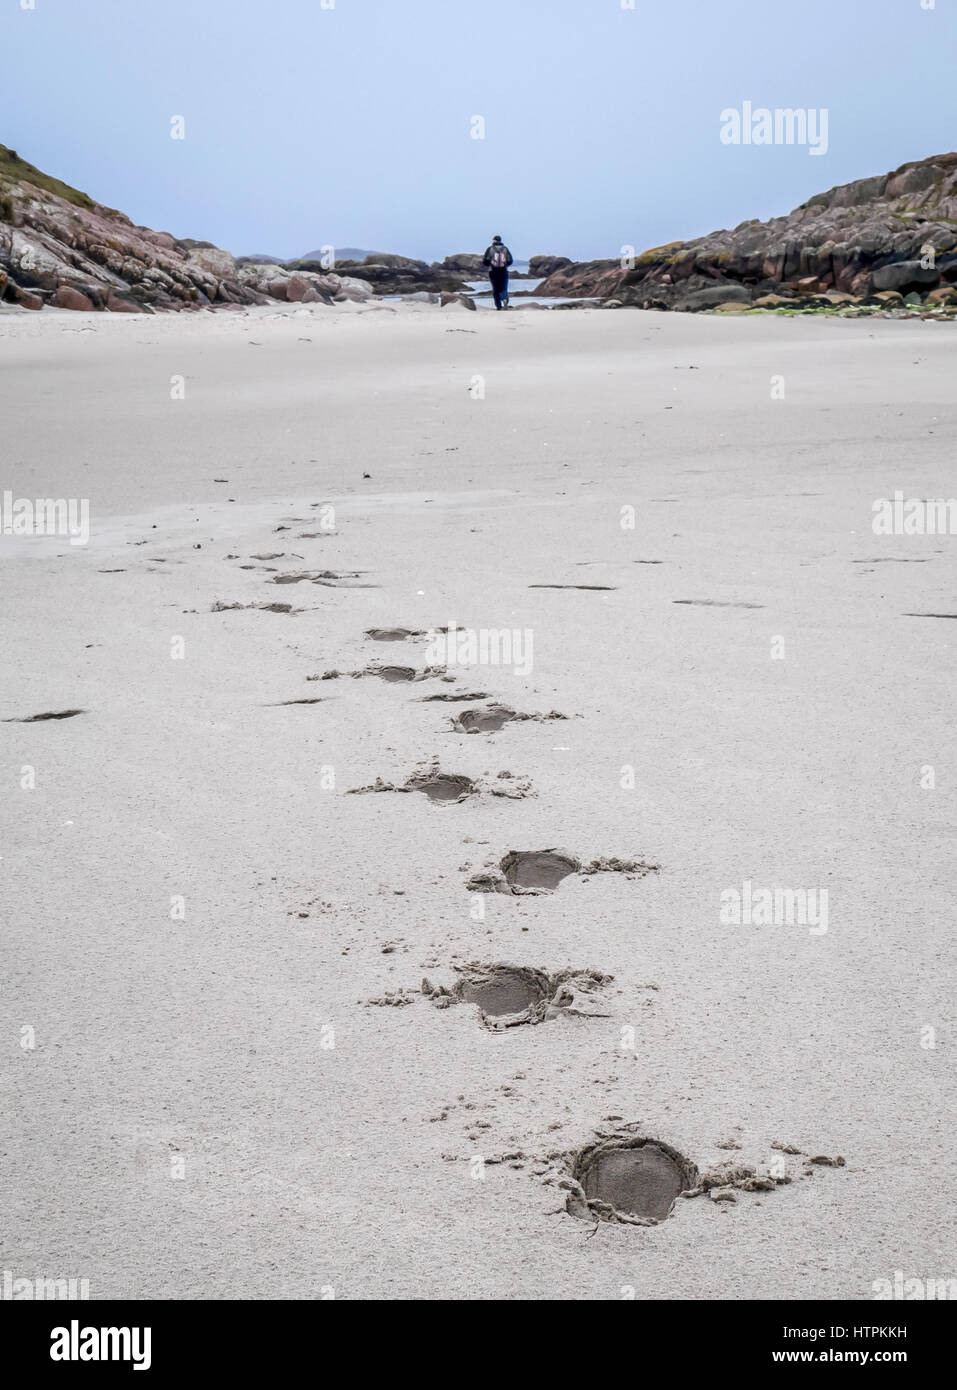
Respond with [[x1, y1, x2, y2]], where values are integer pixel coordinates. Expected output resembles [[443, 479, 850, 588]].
[[490, 270, 504, 309], [501, 270, 509, 307]]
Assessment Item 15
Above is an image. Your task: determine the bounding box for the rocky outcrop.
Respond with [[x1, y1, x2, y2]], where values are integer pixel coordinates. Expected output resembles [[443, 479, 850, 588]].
[[536, 259, 627, 300], [536, 153, 957, 311], [289, 252, 469, 295], [439, 291, 476, 310], [439, 252, 484, 277], [0, 144, 266, 312], [529, 254, 572, 278], [236, 259, 374, 304]]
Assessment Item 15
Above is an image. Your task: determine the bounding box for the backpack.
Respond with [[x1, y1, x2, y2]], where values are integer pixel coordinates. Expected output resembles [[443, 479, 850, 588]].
[[490, 245, 508, 269]]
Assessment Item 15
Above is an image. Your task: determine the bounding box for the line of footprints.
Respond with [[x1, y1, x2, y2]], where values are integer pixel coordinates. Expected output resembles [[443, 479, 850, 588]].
[[339, 624, 845, 1227]]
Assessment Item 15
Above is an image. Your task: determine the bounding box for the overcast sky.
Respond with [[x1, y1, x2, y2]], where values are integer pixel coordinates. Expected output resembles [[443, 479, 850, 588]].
[[3, 0, 955, 262]]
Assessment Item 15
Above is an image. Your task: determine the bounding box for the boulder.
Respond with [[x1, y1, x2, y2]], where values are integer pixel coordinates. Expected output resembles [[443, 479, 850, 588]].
[[440, 253, 484, 276], [52, 285, 95, 310], [674, 283, 751, 312], [285, 275, 311, 302], [337, 283, 373, 302], [529, 255, 572, 278], [440, 292, 476, 310], [15, 285, 43, 310], [185, 245, 237, 281], [753, 293, 793, 308], [107, 291, 145, 313], [336, 275, 373, 299], [925, 285, 957, 305], [871, 260, 939, 290]]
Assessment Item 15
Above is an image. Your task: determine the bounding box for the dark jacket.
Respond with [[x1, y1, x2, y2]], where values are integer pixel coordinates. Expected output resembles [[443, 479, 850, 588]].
[[483, 243, 513, 270]]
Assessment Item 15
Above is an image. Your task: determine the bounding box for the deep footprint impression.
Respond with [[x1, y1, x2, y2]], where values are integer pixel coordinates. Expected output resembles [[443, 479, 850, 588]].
[[503, 849, 579, 891], [569, 1135, 699, 1224], [452, 703, 567, 733], [374, 665, 418, 683], [347, 766, 477, 803], [413, 772, 475, 803], [422, 964, 613, 1029], [454, 703, 517, 733], [459, 965, 551, 1018], [347, 764, 532, 802], [466, 850, 657, 895], [364, 627, 426, 641]]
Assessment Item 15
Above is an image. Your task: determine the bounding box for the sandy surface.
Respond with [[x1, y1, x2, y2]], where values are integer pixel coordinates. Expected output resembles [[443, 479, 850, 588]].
[[1, 299, 953, 1300]]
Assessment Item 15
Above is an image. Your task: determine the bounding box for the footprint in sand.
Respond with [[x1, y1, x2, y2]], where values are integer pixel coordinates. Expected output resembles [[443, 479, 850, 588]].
[[374, 665, 419, 683], [418, 688, 492, 702], [347, 770, 477, 803], [422, 964, 613, 1029], [567, 1135, 699, 1224], [347, 766, 533, 803], [465, 850, 657, 895], [271, 570, 378, 589], [210, 601, 300, 615], [451, 703, 567, 733], [364, 627, 427, 641]]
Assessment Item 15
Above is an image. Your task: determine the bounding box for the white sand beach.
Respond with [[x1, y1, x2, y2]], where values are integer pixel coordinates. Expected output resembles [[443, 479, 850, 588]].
[[1, 301, 953, 1299]]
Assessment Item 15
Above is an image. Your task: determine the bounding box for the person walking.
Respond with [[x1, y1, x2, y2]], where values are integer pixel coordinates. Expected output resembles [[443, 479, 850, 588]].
[[482, 235, 513, 310]]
